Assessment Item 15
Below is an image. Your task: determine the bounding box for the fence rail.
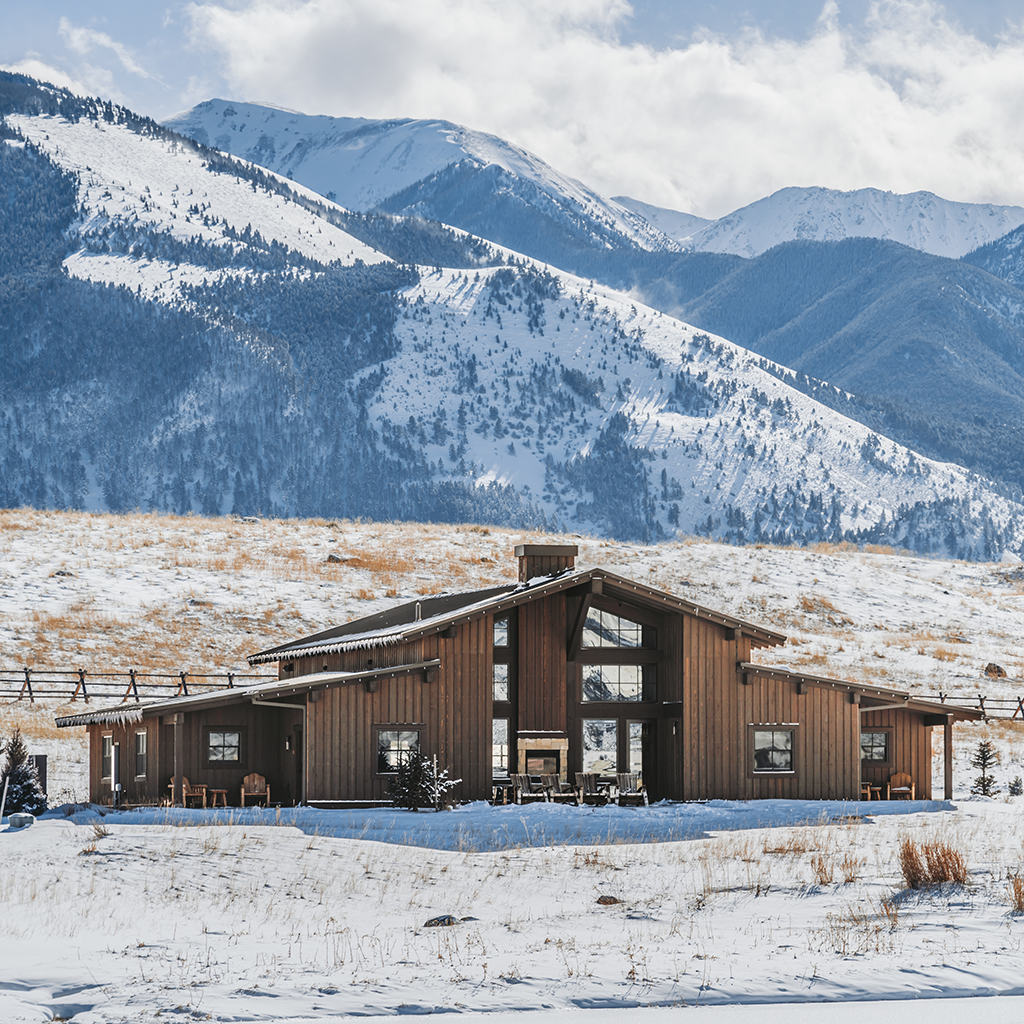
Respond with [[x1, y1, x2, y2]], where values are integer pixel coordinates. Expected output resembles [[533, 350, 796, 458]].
[[920, 694, 1024, 719], [0, 668, 276, 704]]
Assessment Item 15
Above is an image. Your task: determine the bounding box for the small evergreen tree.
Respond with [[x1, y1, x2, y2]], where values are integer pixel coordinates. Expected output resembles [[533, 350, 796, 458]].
[[1009, 776, 1023, 797], [386, 753, 459, 811], [0, 728, 47, 816], [970, 740, 1000, 797]]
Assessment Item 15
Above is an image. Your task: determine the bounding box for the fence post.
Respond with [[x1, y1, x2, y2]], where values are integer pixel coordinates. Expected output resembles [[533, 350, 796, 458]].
[[978, 694, 986, 716], [1015, 697, 1024, 720], [20, 668, 33, 703], [178, 671, 189, 697], [227, 672, 235, 688], [72, 669, 89, 703], [124, 669, 140, 703]]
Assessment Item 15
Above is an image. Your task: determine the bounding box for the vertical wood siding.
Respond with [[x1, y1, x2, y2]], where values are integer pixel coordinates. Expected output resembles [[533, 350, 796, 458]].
[[860, 708, 932, 800]]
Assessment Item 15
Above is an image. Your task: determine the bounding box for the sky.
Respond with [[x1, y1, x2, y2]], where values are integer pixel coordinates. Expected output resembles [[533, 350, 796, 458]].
[[3, 1, 1024, 218]]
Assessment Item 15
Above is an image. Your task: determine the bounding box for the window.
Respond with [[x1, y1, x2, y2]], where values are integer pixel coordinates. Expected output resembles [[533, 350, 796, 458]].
[[493, 662, 509, 702], [101, 735, 113, 780], [752, 728, 795, 773], [208, 730, 240, 763], [582, 718, 617, 773], [376, 728, 420, 773], [492, 718, 509, 776], [582, 664, 656, 702], [582, 609, 649, 648], [134, 731, 147, 778], [861, 731, 890, 762], [493, 617, 509, 647]]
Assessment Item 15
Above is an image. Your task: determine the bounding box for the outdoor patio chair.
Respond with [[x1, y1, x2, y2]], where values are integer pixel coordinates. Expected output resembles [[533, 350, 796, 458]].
[[540, 774, 577, 803], [511, 774, 547, 804], [887, 772, 915, 800], [616, 772, 648, 807], [575, 772, 609, 806], [240, 772, 270, 806], [167, 777, 207, 808]]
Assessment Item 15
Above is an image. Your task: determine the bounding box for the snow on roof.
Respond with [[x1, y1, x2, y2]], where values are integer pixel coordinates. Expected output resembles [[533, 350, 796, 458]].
[[248, 565, 788, 666]]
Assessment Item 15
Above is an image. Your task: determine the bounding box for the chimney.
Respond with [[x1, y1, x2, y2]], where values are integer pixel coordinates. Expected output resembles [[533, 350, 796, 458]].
[[514, 544, 578, 582]]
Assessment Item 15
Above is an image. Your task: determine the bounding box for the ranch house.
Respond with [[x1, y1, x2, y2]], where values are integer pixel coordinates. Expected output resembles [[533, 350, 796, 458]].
[[57, 544, 980, 806]]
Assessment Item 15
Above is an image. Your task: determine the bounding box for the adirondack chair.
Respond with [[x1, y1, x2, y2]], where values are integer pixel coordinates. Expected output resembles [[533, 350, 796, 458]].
[[887, 772, 915, 800], [575, 772, 609, 806], [540, 774, 576, 803], [616, 773, 648, 807], [511, 774, 547, 804], [240, 772, 270, 807], [167, 777, 207, 808]]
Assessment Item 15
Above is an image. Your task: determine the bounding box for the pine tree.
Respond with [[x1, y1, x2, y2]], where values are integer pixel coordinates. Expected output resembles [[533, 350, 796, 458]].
[[1, 728, 47, 816], [386, 753, 459, 811], [970, 740, 1000, 797]]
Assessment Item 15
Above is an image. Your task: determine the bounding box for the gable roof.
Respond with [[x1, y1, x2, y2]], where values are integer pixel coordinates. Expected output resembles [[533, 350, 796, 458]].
[[247, 565, 788, 665]]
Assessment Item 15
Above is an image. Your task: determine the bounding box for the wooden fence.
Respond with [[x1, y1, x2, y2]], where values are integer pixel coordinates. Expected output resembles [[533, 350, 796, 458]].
[[0, 668, 275, 704], [920, 693, 1024, 720]]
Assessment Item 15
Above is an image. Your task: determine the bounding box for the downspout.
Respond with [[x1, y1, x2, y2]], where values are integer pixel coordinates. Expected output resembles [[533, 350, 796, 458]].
[[251, 699, 307, 805]]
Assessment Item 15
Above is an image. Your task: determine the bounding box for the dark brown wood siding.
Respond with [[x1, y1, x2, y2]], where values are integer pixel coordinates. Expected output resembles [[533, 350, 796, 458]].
[[682, 650, 861, 801], [304, 626, 491, 803], [860, 708, 932, 799], [518, 592, 568, 733]]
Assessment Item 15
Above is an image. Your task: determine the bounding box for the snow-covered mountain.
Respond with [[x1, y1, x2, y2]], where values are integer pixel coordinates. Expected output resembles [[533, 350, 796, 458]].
[[162, 99, 673, 264], [613, 195, 713, 244], [5, 72, 1024, 558], [676, 186, 1024, 259]]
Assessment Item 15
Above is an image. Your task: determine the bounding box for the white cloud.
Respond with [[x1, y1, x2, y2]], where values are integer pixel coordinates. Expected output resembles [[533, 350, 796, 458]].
[[0, 58, 91, 96], [184, 0, 1024, 216], [58, 17, 158, 81]]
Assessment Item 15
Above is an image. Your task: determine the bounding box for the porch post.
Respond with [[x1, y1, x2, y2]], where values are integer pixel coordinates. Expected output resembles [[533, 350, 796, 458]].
[[943, 715, 953, 800], [172, 713, 183, 806]]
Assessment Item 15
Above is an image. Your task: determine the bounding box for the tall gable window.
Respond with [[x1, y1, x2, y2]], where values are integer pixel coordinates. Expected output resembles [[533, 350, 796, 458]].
[[582, 609, 653, 649]]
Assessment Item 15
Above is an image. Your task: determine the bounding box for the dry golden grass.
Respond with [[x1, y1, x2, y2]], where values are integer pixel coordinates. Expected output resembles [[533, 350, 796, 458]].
[[1009, 874, 1024, 913], [897, 835, 968, 889]]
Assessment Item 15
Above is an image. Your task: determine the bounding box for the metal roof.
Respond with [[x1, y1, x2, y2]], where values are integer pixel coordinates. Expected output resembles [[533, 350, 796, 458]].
[[54, 661, 441, 727], [248, 566, 787, 665], [738, 662, 985, 720]]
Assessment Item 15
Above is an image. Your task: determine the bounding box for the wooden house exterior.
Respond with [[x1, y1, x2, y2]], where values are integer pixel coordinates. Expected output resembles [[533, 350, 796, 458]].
[[58, 544, 980, 806]]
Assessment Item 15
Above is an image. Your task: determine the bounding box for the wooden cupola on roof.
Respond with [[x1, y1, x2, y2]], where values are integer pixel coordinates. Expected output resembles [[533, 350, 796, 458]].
[[515, 543, 578, 582]]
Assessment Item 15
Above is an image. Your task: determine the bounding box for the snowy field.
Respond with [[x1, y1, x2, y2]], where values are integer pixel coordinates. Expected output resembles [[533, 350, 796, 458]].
[[2, 799, 1024, 1021], [3, 510, 1024, 1020], [3, 508, 1024, 799]]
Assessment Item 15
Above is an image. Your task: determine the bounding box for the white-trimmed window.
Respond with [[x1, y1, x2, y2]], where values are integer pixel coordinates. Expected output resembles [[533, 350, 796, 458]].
[[751, 727, 796, 773], [101, 734, 113, 780], [134, 730, 148, 778]]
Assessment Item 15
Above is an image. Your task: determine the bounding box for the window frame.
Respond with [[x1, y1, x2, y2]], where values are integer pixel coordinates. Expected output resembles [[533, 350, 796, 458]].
[[581, 717, 619, 774], [581, 662, 657, 702], [860, 728, 892, 766], [492, 717, 510, 778], [202, 726, 245, 769], [748, 724, 799, 777], [373, 724, 424, 777], [134, 729, 148, 779], [100, 733, 113, 781]]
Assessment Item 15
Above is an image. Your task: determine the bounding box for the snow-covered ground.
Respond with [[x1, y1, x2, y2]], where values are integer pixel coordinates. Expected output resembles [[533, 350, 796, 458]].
[[2, 798, 1023, 1021], [3, 508, 1024, 800], [3, 511, 1024, 1019]]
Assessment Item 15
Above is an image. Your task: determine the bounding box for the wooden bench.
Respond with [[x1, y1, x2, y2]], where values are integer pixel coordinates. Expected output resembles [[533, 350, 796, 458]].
[[240, 773, 270, 807]]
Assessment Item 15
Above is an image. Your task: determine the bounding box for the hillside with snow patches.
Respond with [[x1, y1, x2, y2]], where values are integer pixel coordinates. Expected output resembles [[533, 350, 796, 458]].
[[163, 99, 670, 258], [677, 186, 1024, 259], [3, 75, 1024, 557]]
